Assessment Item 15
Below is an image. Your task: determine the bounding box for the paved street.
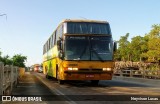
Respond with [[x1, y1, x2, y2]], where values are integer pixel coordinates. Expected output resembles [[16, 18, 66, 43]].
[[3, 72, 160, 104], [8, 72, 69, 104]]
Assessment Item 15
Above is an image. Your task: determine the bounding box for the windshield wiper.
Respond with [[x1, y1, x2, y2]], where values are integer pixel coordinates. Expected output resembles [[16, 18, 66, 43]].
[[78, 38, 89, 59], [79, 45, 87, 60], [91, 49, 104, 62]]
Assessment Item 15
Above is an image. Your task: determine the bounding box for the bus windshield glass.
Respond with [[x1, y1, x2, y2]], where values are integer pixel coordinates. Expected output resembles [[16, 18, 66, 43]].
[[64, 36, 113, 61], [66, 22, 111, 35]]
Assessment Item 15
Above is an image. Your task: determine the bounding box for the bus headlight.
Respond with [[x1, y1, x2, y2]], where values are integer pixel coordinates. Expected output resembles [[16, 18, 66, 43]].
[[67, 67, 78, 71], [103, 68, 111, 71]]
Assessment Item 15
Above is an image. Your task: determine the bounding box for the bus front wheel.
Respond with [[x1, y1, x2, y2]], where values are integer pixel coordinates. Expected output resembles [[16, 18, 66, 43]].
[[56, 69, 64, 84]]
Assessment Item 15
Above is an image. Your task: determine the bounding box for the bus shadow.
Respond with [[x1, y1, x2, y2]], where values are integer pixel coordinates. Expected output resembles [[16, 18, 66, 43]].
[[63, 80, 107, 88], [100, 80, 152, 87], [62, 80, 152, 88]]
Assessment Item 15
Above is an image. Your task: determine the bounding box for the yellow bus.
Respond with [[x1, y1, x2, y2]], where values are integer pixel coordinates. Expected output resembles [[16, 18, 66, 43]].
[[43, 19, 117, 84]]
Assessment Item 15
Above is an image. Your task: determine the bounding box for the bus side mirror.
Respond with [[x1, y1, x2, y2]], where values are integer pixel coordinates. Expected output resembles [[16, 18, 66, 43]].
[[59, 52, 63, 59], [57, 40, 64, 59], [57, 40, 62, 50], [113, 42, 117, 52]]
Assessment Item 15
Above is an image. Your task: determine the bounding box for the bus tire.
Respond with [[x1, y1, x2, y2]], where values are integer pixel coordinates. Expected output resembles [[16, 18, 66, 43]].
[[56, 68, 64, 84], [46, 74, 49, 79], [58, 80, 64, 84], [91, 80, 99, 85], [56, 64, 58, 79], [46, 74, 51, 79]]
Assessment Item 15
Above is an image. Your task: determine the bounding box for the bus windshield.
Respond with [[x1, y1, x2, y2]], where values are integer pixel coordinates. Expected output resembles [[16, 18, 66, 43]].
[[64, 36, 113, 61], [66, 22, 111, 35]]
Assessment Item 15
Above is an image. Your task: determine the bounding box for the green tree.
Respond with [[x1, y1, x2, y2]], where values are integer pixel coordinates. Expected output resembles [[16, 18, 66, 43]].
[[0, 55, 13, 65], [145, 24, 160, 61], [114, 49, 121, 61], [129, 36, 149, 61], [114, 24, 160, 62], [116, 33, 131, 61], [129, 36, 142, 61], [12, 54, 27, 67], [0, 49, 2, 61], [140, 35, 149, 61]]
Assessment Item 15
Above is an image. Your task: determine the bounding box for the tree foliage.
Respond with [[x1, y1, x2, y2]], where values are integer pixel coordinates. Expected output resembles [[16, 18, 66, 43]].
[[115, 24, 160, 62], [0, 50, 1, 61], [115, 33, 131, 61], [130, 36, 142, 61], [0, 55, 13, 65], [0, 51, 27, 67], [0, 50, 1, 56], [12, 54, 27, 67], [0, 49, 13, 65], [146, 24, 160, 61]]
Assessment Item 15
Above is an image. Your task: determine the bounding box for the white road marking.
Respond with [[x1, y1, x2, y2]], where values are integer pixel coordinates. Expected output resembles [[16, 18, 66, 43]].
[[36, 74, 77, 104]]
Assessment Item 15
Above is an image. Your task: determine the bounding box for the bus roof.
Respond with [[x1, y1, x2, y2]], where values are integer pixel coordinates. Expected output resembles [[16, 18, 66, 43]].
[[61, 19, 109, 24]]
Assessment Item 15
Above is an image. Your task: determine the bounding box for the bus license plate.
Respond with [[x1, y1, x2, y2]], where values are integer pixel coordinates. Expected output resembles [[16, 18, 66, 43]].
[[86, 74, 94, 78]]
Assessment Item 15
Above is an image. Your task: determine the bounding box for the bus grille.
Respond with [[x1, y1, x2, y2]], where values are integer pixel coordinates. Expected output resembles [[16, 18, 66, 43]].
[[79, 69, 103, 72]]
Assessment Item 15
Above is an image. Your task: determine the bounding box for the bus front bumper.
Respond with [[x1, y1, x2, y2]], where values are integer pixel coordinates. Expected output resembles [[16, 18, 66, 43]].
[[63, 71, 113, 80]]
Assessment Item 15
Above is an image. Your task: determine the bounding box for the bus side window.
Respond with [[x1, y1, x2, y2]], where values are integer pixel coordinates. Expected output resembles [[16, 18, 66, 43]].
[[49, 37, 51, 49], [43, 45, 44, 54], [56, 24, 63, 44], [59, 25, 63, 37], [52, 33, 55, 46], [54, 31, 56, 45], [50, 35, 53, 48], [48, 40, 50, 50]]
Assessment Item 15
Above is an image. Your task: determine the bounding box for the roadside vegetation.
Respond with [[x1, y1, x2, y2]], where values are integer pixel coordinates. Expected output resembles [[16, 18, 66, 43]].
[[115, 24, 160, 62], [0, 51, 27, 67], [114, 24, 160, 75]]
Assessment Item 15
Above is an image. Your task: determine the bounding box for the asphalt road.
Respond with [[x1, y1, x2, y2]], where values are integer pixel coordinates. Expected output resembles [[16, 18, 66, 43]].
[[36, 72, 160, 104], [4, 72, 160, 104], [8, 72, 70, 104]]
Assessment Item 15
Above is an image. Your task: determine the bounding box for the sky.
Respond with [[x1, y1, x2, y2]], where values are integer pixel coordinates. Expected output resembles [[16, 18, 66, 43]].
[[0, 0, 160, 66]]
